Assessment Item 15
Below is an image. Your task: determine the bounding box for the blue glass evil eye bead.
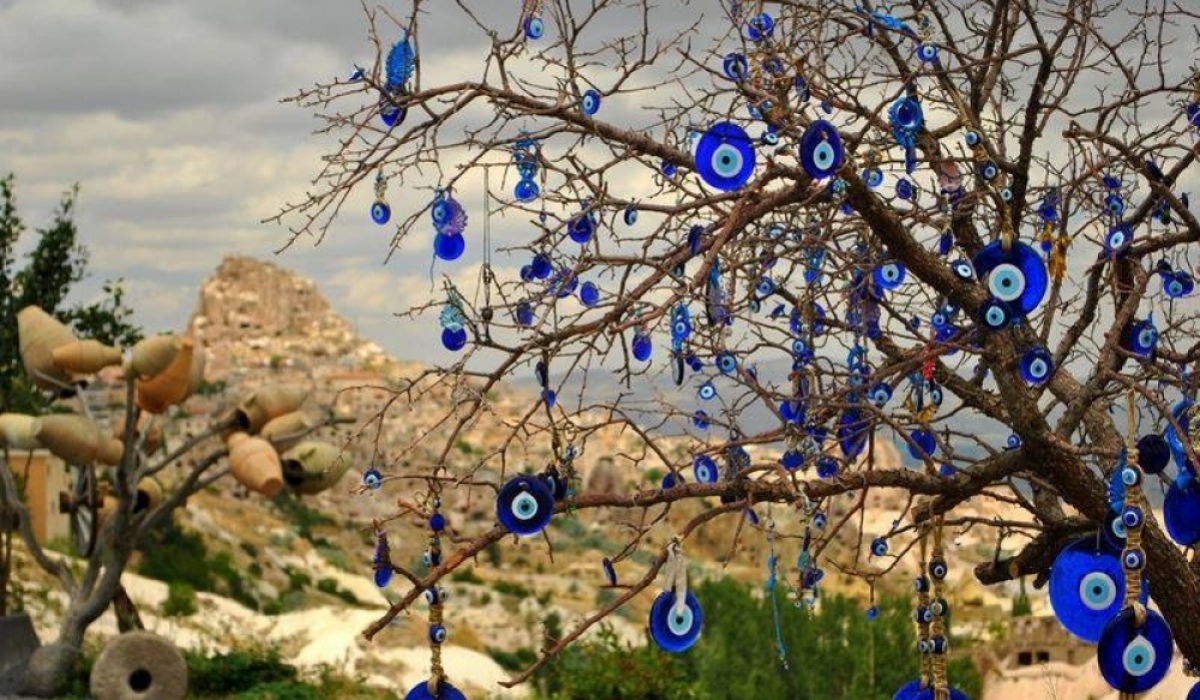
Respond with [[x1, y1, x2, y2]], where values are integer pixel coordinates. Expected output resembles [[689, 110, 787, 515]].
[[434, 232, 466, 261], [916, 43, 939, 62], [693, 455, 719, 484], [979, 297, 1013, 330], [578, 281, 601, 307], [722, 52, 748, 80], [695, 122, 757, 192], [1048, 537, 1146, 643], [514, 178, 540, 202], [698, 381, 716, 401], [496, 475, 555, 536], [874, 262, 906, 291], [405, 680, 468, 700], [649, 590, 703, 653], [525, 14, 544, 39], [1019, 346, 1055, 386], [374, 565, 393, 589], [870, 537, 889, 557], [1105, 224, 1133, 257], [441, 326, 468, 352], [371, 201, 391, 225], [1125, 317, 1158, 358], [1164, 478, 1200, 546], [864, 168, 885, 189], [869, 382, 892, 407], [363, 467, 383, 490], [1136, 434, 1170, 475], [799, 120, 844, 180], [951, 259, 975, 281], [568, 213, 595, 244], [744, 12, 774, 42], [580, 89, 601, 116], [631, 332, 652, 361], [1097, 607, 1173, 694], [908, 428, 936, 459], [972, 240, 1049, 316]]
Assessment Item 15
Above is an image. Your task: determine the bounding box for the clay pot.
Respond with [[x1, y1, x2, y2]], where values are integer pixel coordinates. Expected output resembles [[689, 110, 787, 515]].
[[112, 413, 162, 456], [136, 338, 194, 414], [134, 477, 164, 513], [97, 492, 119, 523], [237, 384, 310, 434], [186, 341, 207, 395], [96, 438, 124, 466], [50, 340, 122, 374], [226, 432, 283, 497], [35, 414, 106, 464], [129, 335, 180, 379], [0, 413, 41, 450], [259, 411, 314, 453], [281, 441, 351, 495], [17, 306, 76, 389]]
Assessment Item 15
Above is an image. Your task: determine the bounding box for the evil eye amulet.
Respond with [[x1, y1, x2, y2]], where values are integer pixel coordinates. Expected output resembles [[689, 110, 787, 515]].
[[649, 590, 703, 653], [693, 454, 719, 484], [870, 537, 889, 557], [979, 297, 1013, 330], [1048, 536, 1146, 643], [695, 121, 757, 192], [404, 680, 468, 700], [1096, 607, 1173, 694], [524, 15, 544, 39], [874, 262, 906, 290], [1136, 434, 1170, 474], [496, 475, 555, 536], [441, 326, 468, 352], [929, 558, 948, 580], [722, 52, 748, 80], [972, 240, 1049, 316], [371, 201, 391, 225], [429, 624, 448, 645], [799, 120, 844, 180], [1164, 478, 1200, 546], [580, 89, 601, 116], [1125, 318, 1157, 358], [1019, 346, 1055, 386]]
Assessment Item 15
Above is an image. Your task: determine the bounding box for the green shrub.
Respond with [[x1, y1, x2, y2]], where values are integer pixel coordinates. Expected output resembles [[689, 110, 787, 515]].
[[161, 582, 198, 617], [487, 646, 537, 672], [450, 568, 483, 584], [493, 580, 531, 599], [137, 520, 215, 591], [186, 646, 298, 696]]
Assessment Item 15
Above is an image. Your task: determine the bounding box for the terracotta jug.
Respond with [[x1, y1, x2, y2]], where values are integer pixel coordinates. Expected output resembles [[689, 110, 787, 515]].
[[51, 339, 122, 374], [187, 340, 207, 395], [226, 432, 283, 497], [135, 477, 164, 513], [36, 414, 106, 464], [0, 413, 41, 450], [136, 338, 194, 414], [113, 413, 162, 456], [129, 335, 180, 379], [237, 384, 310, 433], [17, 306, 76, 389], [259, 411, 314, 453], [281, 441, 351, 495]]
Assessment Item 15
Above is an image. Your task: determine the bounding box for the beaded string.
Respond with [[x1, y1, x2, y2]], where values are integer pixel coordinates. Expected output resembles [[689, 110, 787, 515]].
[[916, 524, 933, 689], [1119, 391, 1146, 700], [928, 516, 949, 700], [765, 516, 789, 669], [425, 487, 449, 694]]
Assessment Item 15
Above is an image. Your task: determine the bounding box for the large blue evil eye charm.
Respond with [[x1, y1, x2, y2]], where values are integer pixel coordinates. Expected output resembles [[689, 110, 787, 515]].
[[972, 240, 1049, 317], [405, 679, 468, 700], [496, 475, 555, 537], [649, 590, 703, 653], [371, 201, 391, 225], [979, 297, 1013, 330], [1019, 346, 1054, 386], [580, 89, 601, 116], [1048, 537, 1146, 643], [722, 52, 748, 80], [1097, 607, 1173, 694], [799, 120, 844, 180], [1165, 477, 1200, 546], [1136, 434, 1170, 475], [441, 327, 468, 352], [874, 262, 906, 291], [524, 14, 544, 40], [434, 232, 466, 261], [893, 679, 971, 700], [1125, 317, 1157, 358], [695, 122, 756, 192], [693, 454, 718, 484]]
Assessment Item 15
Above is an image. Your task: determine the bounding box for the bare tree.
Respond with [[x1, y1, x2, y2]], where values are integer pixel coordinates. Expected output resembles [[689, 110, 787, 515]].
[[274, 0, 1200, 697], [1, 317, 353, 697]]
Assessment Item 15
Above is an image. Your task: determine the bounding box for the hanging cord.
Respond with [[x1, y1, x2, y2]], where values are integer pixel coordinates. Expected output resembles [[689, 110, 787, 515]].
[[425, 485, 447, 694], [1119, 391, 1146, 700], [917, 524, 933, 687], [929, 515, 949, 700], [479, 166, 494, 338], [765, 516, 790, 669], [663, 539, 689, 618]]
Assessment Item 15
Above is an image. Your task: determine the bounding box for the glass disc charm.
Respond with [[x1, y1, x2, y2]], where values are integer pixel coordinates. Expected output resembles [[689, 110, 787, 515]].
[[916, 43, 939, 62], [623, 205, 638, 226], [374, 566, 393, 589], [1019, 346, 1055, 386], [1125, 317, 1158, 358], [908, 428, 936, 459], [693, 454, 718, 484], [1104, 224, 1133, 257], [514, 179, 540, 202], [496, 475, 555, 537], [524, 15, 544, 40], [648, 590, 703, 653], [799, 120, 844, 180], [632, 332, 652, 361], [838, 408, 868, 459], [441, 327, 468, 352], [979, 297, 1012, 330], [1164, 270, 1195, 298], [580, 89, 601, 116], [695, 122, 756, 192], [1096, 607, 1173, 694], [1048, 537, 1145, 643], [363, 467, 383, 491], [578, 281, 600, 307], [972, 240, 1049, 316], [873, 262, 906, 291], [405, 679, 468, 700], [371, 201, 391, 225], [744, 12, 774, 42], [568, 214, 595, 244], [1165, 477, 1200, 546], [434, 232, 465, 261], [380, 102, 407, 127], [722, 52, 748, 80]]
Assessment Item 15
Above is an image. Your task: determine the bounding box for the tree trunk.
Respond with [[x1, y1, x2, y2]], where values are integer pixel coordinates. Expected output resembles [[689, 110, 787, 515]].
[[112, 584, 143, 633], [20, 613, 85, 698]]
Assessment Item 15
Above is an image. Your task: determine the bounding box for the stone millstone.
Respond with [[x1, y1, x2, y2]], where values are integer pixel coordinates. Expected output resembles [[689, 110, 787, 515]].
[[90, 631, 187, 700]]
